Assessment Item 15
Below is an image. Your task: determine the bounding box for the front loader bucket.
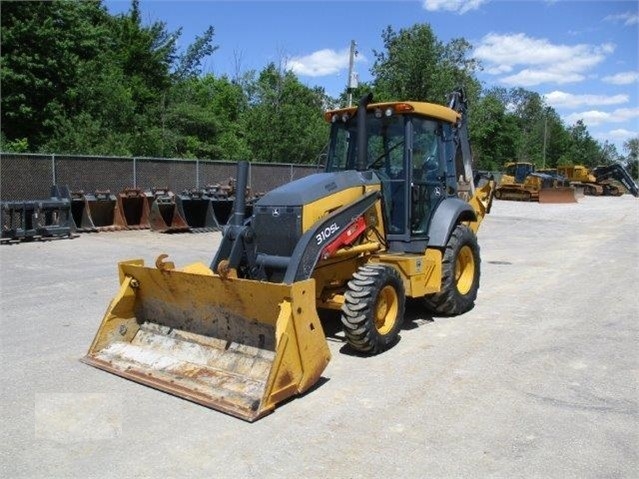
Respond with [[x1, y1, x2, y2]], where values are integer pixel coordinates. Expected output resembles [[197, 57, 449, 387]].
[[82, 259, 331, 421], [538, 187, 577, 204]]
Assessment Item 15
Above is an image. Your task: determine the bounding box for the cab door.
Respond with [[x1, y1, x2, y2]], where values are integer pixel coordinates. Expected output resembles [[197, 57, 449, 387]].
[[409, 117, 445, 243]]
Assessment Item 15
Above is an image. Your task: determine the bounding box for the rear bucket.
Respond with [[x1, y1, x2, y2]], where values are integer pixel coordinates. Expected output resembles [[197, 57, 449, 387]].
[[177, 191, 221, 232], [148, 190, 190, 233], [211, 198, 234, 225], [69, 191, 98, 232], [538, 187, 577, 204], [87, 190, 127, 231], [118, 188, 150, 229], [82, 258, 331, 421]]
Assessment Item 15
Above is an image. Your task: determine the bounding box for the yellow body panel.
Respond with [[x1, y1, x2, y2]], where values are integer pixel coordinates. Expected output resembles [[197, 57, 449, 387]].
[[325, 101, 460, 124], [557, 165, 596, 183], [371, 249, 443, 297], [302, 183, 382, 232], [83, 259, 331, 422]]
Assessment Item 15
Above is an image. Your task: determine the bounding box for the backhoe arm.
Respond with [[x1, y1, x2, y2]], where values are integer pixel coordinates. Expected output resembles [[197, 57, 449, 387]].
[[592, 164, 639, 197]]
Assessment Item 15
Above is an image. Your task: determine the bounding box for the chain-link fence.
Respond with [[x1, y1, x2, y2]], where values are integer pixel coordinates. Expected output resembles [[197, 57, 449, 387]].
[[0, 153, 321, 201]]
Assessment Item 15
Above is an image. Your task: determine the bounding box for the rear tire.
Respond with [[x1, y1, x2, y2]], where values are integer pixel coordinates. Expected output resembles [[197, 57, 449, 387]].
[[424, 224, 480, 316], [341, 264, 405, 354]]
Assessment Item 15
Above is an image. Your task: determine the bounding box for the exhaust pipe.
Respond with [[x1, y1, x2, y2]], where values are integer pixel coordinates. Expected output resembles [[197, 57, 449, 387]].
[[230, 161, 249, 226]]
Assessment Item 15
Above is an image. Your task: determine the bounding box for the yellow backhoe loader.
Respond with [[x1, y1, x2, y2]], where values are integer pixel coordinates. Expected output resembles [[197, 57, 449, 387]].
[[494, 162, 576, 203], [82, 90, 495, 421]]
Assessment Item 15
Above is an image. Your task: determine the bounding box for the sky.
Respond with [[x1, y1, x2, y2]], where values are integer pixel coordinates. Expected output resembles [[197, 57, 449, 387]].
[[106, 0, 639, 154]]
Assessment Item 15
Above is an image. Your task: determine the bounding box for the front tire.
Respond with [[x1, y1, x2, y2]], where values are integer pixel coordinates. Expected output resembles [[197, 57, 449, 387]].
[[424, 224, 480, 316], [341, 264, 405, 354]]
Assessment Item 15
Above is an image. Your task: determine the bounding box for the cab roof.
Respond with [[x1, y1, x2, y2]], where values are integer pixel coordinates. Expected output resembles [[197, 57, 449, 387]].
[[324, 101, 461, 124]]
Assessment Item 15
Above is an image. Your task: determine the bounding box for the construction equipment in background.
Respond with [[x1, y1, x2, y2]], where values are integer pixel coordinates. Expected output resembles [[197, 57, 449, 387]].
[[82, 89, 495, 421], [48, 183, 257, 235], [557, 164, 639, 198], [85, 190, 127, 231], [538, 168, 585, 199], [176, 188, 221, 233], [66, 189, 99, 232], [206, 181, 235, 225], [1, 201, 38, 242], [118, 188, 150, 230], [58, 187, 147, 232], [1, 188, 76, 243], [147, 188, 190, 233], [203, 179, 260, 226], [494, 162, 577, 203]]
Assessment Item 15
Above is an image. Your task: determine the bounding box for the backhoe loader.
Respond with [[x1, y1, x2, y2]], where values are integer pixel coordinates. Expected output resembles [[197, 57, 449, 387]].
[[83, 90, 495, 421], [494, 162, 576, 203]]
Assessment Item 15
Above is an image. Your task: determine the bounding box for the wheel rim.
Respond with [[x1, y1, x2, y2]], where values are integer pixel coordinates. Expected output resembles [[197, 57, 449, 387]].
[[375, 285, 399, 335], [455, 245, 475, 295]]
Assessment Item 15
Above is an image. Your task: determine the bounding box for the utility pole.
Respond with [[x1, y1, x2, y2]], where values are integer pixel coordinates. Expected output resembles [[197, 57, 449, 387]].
[[542, 110, 549, 169], [347, 40, 358, 107]]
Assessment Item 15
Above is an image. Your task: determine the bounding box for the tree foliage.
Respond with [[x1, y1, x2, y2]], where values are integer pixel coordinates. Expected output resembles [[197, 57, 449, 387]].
[[371, 24, 480, 105], [0, 4, 621, 170]]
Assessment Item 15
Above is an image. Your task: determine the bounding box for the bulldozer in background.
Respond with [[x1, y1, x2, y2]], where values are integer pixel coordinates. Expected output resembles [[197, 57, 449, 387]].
[[494, 161, 577, 203], [82, 90, 496, 421], [557, 164, 639, 197]]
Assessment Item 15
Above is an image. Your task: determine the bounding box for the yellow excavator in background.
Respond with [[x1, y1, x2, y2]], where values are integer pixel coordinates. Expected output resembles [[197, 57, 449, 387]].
[[494, 161, 576, 203], [82, 90, 495, 421], [557, 164, 639, 197]]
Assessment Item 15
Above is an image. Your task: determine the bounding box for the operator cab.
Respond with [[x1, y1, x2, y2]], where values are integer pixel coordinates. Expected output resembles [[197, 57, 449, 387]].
[[505, 162, 534, 183], [325, 102, 461, 252]]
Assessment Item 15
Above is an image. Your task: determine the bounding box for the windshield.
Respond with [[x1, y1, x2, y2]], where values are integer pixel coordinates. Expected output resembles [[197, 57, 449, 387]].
[[326, 112, 405, 173], [505, 163, 534, 183]]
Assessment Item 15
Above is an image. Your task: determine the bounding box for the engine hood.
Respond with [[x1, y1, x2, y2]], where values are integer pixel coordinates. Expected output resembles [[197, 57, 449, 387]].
[[256, 170, 380, 207]]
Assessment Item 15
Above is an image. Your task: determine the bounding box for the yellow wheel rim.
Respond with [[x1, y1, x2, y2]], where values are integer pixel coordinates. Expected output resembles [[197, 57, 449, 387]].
[[455, 246, 475, 295], [375, 285, 399, 335]]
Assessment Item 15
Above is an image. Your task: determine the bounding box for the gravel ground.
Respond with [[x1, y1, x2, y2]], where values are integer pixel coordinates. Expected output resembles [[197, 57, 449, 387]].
[[1, 194, 637, 478]]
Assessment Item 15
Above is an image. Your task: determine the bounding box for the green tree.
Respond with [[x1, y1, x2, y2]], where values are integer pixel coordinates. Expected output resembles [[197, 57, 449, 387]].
[[1, 0, 217, 156], [471, 91, 519, 170], [1, 0, 113, 150], [371, 24, 480, 105], [561, 120, 602, 167], [243, 63, 329, 163], [599, 141, 621, 165], [623, 137, 638, 179], [540, 109, 571, 169], [164, 74, 250, 159], [174, 26, 217, 79]]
